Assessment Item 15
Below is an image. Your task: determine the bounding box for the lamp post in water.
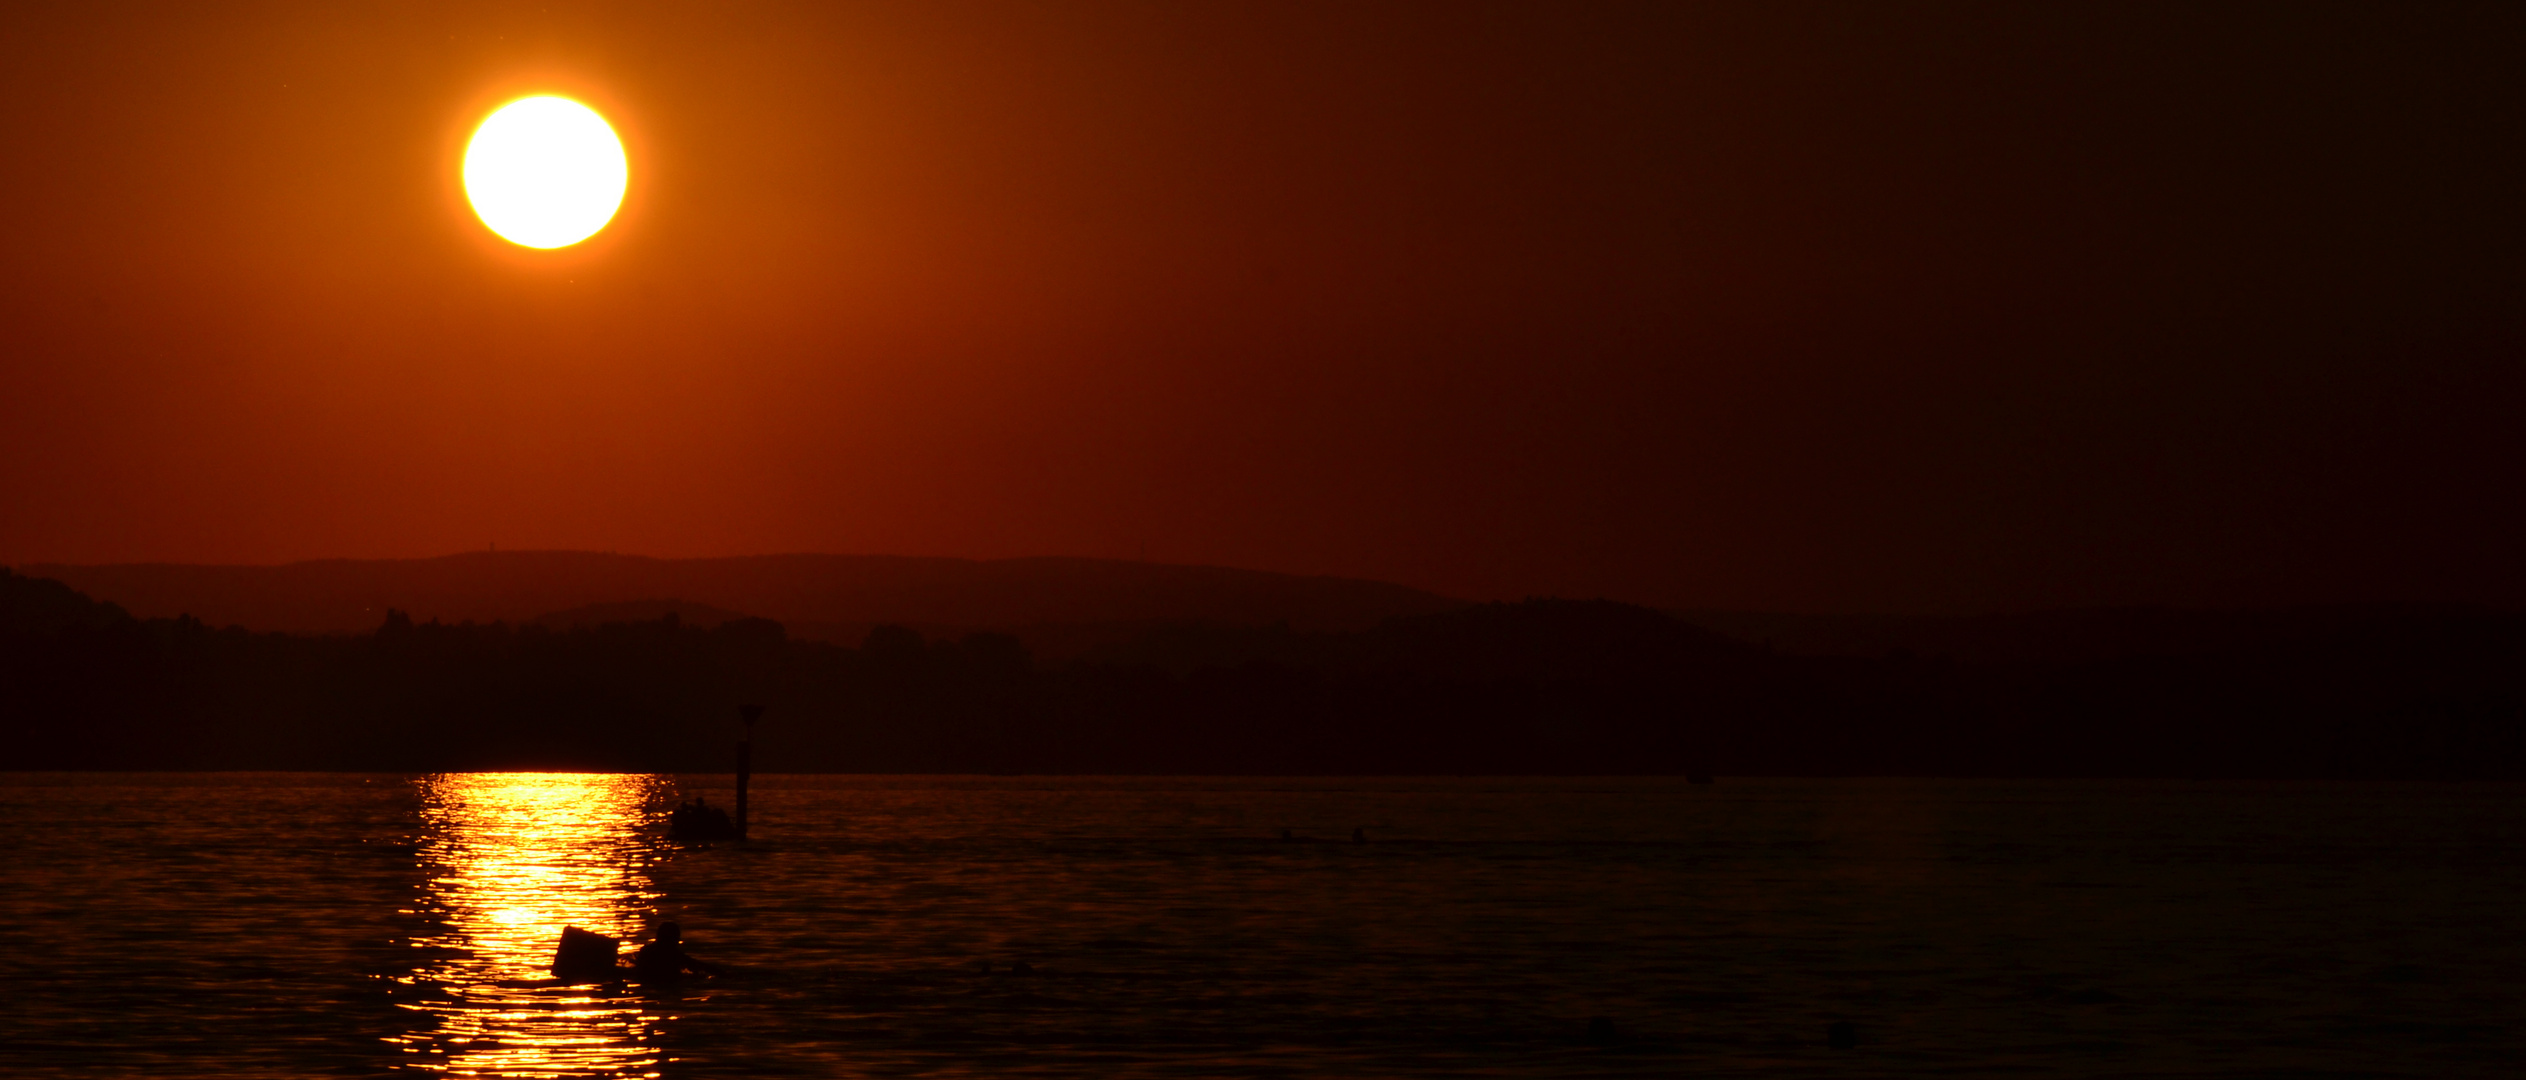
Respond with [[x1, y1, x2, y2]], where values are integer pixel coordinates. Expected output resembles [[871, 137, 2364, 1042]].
[[736, 704, 764, 840]]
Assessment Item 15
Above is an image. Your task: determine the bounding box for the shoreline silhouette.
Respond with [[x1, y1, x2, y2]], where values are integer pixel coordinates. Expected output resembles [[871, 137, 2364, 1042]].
[[3, 565, 2519, 778]]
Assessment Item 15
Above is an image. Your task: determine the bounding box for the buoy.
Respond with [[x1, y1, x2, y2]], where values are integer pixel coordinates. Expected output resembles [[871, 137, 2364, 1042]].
[[552, 926, 619, 981]]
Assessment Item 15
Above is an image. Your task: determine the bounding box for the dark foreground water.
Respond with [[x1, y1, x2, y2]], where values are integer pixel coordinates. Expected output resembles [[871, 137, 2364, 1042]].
[[1, 775, 2519, 1078]]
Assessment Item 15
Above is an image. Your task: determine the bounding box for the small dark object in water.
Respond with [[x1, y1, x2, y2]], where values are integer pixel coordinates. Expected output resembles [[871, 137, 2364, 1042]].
[[1281, 828, 1294, 842], [670, 797, 738, 842], [552, 926, 619, 982], [1352, 827, 1367, 844], [1827, 1021, 1859, 1049], [1585, 1015, 1620, 1043], [1007, 961, 1036, 977], [1687, 773, 1715, 785], [2066, 988, 2124, 1004]]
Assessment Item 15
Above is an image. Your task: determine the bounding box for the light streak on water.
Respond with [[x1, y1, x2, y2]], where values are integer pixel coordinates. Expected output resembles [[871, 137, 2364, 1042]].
[[386, 773, 675, 1078]]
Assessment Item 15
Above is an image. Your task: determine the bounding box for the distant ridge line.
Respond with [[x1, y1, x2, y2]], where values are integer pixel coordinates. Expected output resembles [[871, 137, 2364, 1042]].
[[19, 551, 1468, 641]]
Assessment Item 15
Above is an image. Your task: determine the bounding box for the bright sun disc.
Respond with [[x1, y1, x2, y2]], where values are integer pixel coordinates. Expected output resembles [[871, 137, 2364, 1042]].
[[463, 96, 627, 249]]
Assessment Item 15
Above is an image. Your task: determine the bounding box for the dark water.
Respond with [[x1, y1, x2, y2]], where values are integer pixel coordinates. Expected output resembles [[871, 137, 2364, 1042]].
[[1, 774, 2519, 1077]]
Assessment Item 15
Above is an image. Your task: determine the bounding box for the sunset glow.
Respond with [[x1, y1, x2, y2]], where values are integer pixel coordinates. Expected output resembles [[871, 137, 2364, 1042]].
[[462, 96, 627, 249], [389, 773, 669, 1076]]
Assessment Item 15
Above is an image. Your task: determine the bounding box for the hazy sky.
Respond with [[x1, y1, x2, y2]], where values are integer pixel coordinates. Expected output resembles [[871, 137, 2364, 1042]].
[[3, 1, 2521, 612]]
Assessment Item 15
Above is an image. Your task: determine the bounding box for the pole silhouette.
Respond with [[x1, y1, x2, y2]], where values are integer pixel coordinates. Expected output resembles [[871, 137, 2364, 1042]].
[[736, 703, 763, 839]]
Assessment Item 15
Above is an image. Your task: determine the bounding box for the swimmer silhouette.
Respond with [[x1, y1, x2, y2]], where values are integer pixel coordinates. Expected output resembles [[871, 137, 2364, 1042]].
[[629, 922, 725, 982]]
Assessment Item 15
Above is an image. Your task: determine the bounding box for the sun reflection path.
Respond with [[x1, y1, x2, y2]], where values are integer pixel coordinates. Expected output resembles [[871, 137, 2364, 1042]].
[[388, 773, 676, 1078]]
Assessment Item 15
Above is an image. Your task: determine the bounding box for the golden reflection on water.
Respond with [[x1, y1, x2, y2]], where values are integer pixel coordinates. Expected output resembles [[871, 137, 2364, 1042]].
[[389, 773, 674, 1078]]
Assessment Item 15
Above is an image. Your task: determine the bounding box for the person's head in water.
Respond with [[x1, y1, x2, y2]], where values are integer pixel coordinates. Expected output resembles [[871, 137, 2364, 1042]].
[[656, 922, 681, 945]]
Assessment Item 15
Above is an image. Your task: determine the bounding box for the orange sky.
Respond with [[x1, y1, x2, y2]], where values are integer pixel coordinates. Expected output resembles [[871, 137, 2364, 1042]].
[[4, 2, 2523, 612]]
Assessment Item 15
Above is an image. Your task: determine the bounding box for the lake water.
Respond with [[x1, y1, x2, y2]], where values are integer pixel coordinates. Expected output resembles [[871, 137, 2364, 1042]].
[[1, 774, 2519, 1077]]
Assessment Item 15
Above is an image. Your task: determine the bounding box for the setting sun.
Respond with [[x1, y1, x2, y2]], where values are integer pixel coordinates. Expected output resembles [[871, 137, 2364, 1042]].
[[462, 96, 627, 249]]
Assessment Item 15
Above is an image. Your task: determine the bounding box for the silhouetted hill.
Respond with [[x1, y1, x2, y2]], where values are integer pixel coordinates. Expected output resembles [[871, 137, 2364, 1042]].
[[23, 552, 1467, 640], [5, 569, 2520, 777], [0, 567, 131, 635], [531, 598, 761, 631], [1677, 605, 2523, 664], [1082, 600, 1747, 679]]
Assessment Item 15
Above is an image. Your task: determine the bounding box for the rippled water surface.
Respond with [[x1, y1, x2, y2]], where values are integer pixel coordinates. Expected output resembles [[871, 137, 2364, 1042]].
[[2, 774, 2520, 1077]]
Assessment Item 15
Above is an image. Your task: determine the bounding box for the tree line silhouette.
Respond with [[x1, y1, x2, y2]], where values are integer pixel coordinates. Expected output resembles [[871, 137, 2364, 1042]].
[[3, 567, 2520, 776]]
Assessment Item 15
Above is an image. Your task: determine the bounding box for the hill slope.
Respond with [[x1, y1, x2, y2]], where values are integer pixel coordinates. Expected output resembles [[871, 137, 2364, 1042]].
[[20, 552, 1465, 639]]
